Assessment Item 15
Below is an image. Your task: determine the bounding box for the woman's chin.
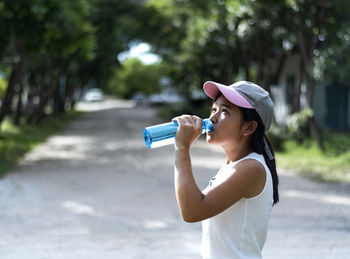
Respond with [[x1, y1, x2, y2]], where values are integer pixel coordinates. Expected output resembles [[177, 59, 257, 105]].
[[206, 134, 215, 143]]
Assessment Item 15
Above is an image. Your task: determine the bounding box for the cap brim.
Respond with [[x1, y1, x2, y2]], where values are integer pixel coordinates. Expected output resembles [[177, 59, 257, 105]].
[[203, 81, 254, 109]]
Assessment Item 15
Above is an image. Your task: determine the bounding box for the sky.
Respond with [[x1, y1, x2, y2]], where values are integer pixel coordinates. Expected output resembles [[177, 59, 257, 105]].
[[118, 42, 161, 65]]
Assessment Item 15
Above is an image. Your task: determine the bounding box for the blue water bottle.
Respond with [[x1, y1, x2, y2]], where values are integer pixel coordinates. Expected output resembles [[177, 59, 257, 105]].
[[144, 118, 213, 149]]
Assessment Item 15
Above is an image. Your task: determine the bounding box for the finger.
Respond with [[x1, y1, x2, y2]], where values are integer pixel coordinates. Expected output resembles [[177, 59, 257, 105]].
[[192, 116, 202, 128], [178, 115, 193, 126], [173, 115, 200, 128], [173, 114, 188, 122], [173, 116, 189, 126], [176, 117, 190, 128], [183, 116, 201, 130], [193, 115, 201, 121], [185, 116, 196, 125], [172, 116, 181, 122]]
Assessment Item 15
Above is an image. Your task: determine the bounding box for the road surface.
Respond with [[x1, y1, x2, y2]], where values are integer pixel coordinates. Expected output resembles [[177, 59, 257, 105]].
[[0, 98, 349, 258]]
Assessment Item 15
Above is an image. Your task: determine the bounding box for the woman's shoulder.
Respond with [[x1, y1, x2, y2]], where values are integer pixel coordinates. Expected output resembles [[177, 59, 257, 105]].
[[231, 155, 266, 198], [233, 157, 265, 176]]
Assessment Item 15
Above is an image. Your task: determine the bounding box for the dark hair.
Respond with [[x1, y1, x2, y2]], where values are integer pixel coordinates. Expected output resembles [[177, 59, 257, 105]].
[[239, 107, 279, 205]]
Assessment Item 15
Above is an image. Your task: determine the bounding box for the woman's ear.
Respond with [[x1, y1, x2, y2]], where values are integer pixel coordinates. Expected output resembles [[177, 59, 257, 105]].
[[242, 121, 258, 136]]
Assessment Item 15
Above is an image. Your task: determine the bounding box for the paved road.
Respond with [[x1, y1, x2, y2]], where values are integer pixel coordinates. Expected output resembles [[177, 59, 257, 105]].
[[0, 98, 349, 259]]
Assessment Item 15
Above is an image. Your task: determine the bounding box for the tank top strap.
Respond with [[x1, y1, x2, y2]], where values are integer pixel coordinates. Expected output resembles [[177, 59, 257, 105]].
[[236, 152, 265, 165]]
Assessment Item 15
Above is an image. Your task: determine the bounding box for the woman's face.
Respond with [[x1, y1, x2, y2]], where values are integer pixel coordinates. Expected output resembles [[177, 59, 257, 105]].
[[206, 95, 244, 146]]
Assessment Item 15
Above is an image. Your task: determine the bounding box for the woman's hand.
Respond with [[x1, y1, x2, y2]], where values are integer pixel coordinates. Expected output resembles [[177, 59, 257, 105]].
[[172, 115, 202, 150]]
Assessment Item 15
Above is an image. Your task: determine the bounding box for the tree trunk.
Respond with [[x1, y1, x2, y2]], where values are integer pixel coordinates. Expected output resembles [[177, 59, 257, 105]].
[[28, 60, 66, 124], [256, 55, 265, 87], [256, 29, 267, 87], [0, 40, 29, 126], [305, 69, 324, 150], [226, 45, 235, 83], [297, 31, 324, 150], [0, 77, 16, 124], [69, 82, 81, 109], [292, 57, 303, 113], [53, 83, 66, 114], [261, 52, 287, 94], [65, 75, 80, 110], [233, 18, 251, 81], [14, 82, 24, 125]]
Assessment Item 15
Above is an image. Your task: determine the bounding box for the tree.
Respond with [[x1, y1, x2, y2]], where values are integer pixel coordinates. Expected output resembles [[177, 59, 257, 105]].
[[265, 0, 349, 150], [144, 0, 289, 96], [287, 0, 327, 150], [314, 0, 350, 84], [0, 0, 96, 125], [88, 0, 143, 90], [27, 0, 95, 122], [0, 0, 43, 125], [108, 58, 166, 99]]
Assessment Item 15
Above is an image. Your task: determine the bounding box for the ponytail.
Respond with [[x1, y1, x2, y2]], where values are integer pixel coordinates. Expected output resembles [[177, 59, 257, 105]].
[[240, 107, 279, 205], [262, 134, 279, 204]]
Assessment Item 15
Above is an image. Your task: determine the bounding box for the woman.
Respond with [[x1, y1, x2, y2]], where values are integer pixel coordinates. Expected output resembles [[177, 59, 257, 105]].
[[172, 80, 279, 259]]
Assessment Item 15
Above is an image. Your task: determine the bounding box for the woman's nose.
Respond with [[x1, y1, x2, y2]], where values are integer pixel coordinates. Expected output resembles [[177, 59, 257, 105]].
[[210, 112, 218, 124]]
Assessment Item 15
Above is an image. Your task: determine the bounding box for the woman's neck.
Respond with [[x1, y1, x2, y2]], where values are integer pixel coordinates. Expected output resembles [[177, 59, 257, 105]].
[[222, 141, 253, 164]]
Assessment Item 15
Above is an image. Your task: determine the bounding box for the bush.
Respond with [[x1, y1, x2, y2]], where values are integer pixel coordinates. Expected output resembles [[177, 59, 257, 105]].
[[108, 58, 169, 99], [286, 108, 313, 141], [276, 132, 350, 182], [0, 77, 7, 99], [267, 124, 287, 152], [0, 110, 81, 177]]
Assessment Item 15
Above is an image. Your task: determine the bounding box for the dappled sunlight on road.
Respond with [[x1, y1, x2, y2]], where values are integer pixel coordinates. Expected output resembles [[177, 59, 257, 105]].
[[103, 139, 145, 151], [62, 201, 102, 217], [76, 98, 135, 112], [283, 190, 350, 207], [143, 220, 168, 230], [20, 135, 94, 163]]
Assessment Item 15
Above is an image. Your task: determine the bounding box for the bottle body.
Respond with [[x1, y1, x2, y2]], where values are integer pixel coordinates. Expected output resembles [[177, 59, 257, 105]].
[[144, 118, 213, 149]]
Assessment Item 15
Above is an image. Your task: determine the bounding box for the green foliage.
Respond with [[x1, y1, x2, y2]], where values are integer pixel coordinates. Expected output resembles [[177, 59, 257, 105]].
[[267, 124, 288, 152], [145, 0, 350, 98], [42, 0, 96, 60], [276, 132, 350, 182], [145, 0, 293, 97], [0, 0, 104, 125], [89, 0, 144, 90], [0, 110, 81, 177], [0, 77, 6, 98], [286, 108, 313, 138], [108, 58, 167, 99], [314, 1, 350, 84]]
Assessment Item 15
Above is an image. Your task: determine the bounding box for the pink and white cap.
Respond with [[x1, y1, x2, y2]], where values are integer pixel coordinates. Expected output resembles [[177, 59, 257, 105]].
[[203, 80, 274, 131], [203, 81, 254, 109]]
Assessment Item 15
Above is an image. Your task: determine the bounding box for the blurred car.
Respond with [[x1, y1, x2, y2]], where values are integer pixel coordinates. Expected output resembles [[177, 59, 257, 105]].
[[149, 89, 184, 106], [132, 92, 149, 106], [191, 90, 207, 100], [84, 88, 104, 102]]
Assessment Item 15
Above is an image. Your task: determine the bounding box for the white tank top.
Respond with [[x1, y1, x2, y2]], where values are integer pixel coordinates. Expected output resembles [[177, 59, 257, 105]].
[[201, 152, 274, 259]]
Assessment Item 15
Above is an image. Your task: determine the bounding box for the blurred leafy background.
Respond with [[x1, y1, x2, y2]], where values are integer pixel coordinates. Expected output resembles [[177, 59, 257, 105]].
[[0, 0, 349, 181]]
